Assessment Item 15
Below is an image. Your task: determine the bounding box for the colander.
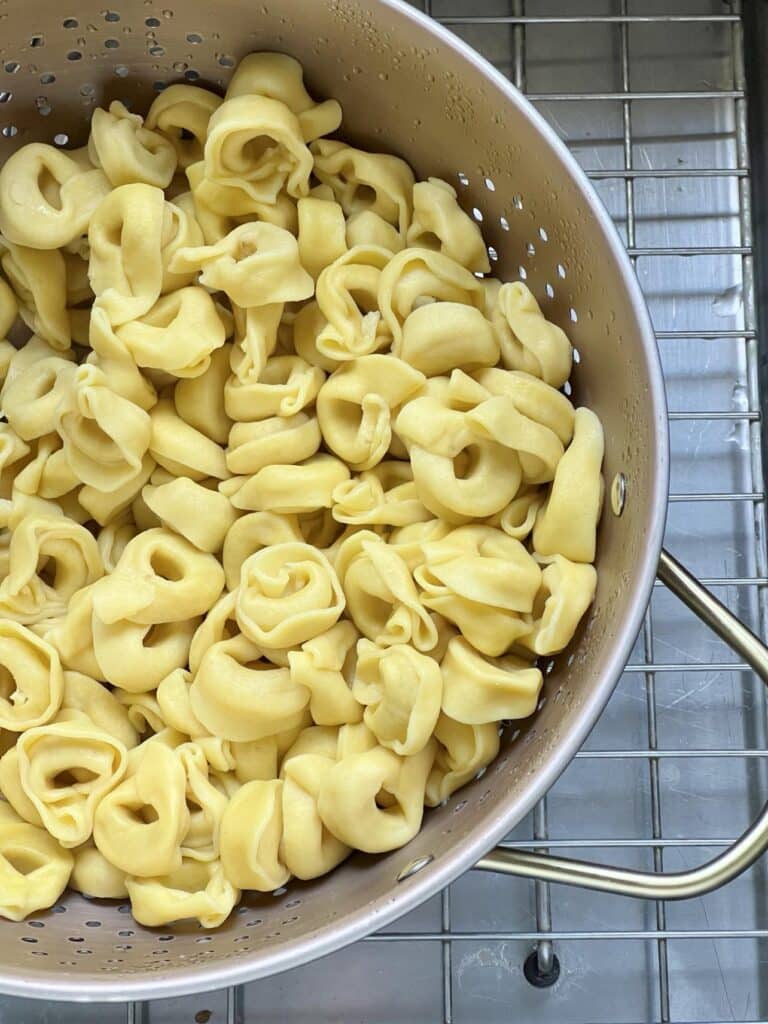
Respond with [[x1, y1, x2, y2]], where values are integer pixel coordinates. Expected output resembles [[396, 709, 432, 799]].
[[1, 0, 767, 1003]]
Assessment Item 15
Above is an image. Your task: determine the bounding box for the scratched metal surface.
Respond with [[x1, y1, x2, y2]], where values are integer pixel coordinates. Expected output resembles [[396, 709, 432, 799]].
[[4, 0, 766, 1022]]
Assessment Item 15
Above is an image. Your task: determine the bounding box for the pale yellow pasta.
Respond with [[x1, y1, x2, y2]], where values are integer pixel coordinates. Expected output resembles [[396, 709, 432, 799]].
[[332, 460, 431, 528], [225, 453, 350, 514], [317, 355, 424, 471], [415, 525, 541, 657], [93, 740, 188, 877], [127, 857, 238, 928], [228, 302, 282, 385], [71, 841, 128, 899], [58, 363, 152, 490], [88, 101, 177, 189], [395, 374, 522, 522], [225, 51, 342, 143], [225, 352, 325, 423], [0, 276, 18, 337], [114, 689, 166, 737], [407, 178, 490, 273], [171, 222, 313, 308], [0, 515, 102, 625], [0, 143, 111, 250], [235, 542, 345, 649], [1, 355, 74, 441], [0, 621, 63, 732], [220, 778, 290, 891], [532, 407, 605, 563], [149, 398, 229, 480], [318, 742, 435, 853], [425, 715, 500, 806], [0, 803, 73, 920], [0, 241, 70, 349], [222, 511, 302, 591], [293, 301, 344, 373], [60, 670, 138, 749], [142, 476, 238, 553], [346, 210, 405, 253], [226, 413, 321, 476], [88, 183, 166, 325], [353, 640, 442, 756], [42, 584, 102, 680], [91, 614, 199, 693], [146, 84, 223, 169], [335, 530, 437, 651], [491, 281, 572, 388], [78, 454, 155, 527], [177, 742, 228, 862], [114, 286, 227, 378], [378, 247, 485, 343], [91, 527, 224, 626], [96, 513, 137, 573], [174, 345, 233, 445], [396, 302, 499, 377], [0, 50, 604, 927], [281, 753, 350, 879], [312, 140, 414, 235], [441, 636, 542, 724], [204, 94, 313, 207], [287, 621, 362, 726], [190, 634, 309, 742], [314, 246, 393, 360], [298, 196, 348, 279], [387, 519, 453, 573], [16, 718, 127, 847], [519, 555, 598, 656], [87, 306, 158, 411]]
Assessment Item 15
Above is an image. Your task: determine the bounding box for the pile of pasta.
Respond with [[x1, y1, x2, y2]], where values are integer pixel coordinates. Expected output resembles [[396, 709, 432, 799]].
[[0, 52, 603, 928]]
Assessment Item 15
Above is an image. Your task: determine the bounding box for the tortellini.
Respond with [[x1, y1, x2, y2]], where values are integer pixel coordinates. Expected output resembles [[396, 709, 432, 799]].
[[0, 144, 111, 250], [0, 51, 603, 929], [235, 542, 345, 649]]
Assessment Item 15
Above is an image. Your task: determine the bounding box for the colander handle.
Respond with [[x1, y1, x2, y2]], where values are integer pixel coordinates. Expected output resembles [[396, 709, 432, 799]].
[[475, 548, 768, 899]]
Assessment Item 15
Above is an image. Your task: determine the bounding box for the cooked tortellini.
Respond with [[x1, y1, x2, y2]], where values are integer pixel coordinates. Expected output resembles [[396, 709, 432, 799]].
[[0, 51, 603, 928]]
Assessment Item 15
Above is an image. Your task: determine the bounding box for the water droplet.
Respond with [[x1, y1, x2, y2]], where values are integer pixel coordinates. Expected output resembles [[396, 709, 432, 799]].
[[712, 284, 743, 318]]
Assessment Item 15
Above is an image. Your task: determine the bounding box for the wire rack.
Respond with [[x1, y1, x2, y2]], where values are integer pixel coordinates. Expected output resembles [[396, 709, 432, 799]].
[[5, 0, 766, 1021]]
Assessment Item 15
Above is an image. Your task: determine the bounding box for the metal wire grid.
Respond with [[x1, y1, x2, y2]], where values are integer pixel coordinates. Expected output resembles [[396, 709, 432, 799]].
[[1, 1, 762, 1021]]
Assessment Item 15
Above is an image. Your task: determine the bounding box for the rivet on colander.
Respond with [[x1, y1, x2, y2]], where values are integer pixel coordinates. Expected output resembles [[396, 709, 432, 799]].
[[611, 472, 627, 517], [396, 854, 434, 882]]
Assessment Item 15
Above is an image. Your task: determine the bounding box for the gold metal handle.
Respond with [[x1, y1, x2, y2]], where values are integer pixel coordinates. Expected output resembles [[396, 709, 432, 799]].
[[475, 548, 768, 899]]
